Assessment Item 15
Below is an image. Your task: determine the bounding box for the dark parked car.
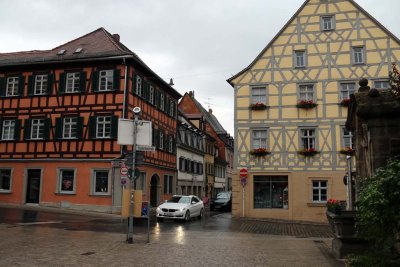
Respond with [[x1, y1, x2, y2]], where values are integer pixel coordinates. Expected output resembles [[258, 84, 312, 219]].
[[210, 192, 232, 211]]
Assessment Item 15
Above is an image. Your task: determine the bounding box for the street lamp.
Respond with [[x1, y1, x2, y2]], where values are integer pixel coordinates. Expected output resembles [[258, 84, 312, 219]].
[[127, 107, 141, 244], [346, 155, 353, 210]]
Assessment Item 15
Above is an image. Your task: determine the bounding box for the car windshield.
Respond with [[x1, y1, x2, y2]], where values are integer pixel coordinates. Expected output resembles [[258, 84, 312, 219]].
[[216, 193, 230, 199], [167, 196, 191, 204]]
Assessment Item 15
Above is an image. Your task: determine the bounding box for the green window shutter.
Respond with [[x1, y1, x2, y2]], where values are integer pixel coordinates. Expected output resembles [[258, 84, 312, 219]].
[[113, 69, 121, 91], [44, 118, 51, 140], [76, 117, 84, 139], [155, 90, 160, 107], [28, 75, 34, 96], [92, 71, 99, 92], [54, 117, 63, 140], [132, 74, 137, 95], [142, 80, 147, 99], [58, 73, 66, 95], [18, 76, 25, 96], [154, 129, 159, 148], [88, 116, 97, 138], [79, 72, 87, 93], [0, 77, 5, 96], [0, 118, 3, 138], [24, 119, 31, 140], [46, 74, 54, 95], [165, 97, 170, 115], [14, 119, 21, 140], [111, 115, 118, 138], [144, 81, 150, 100]]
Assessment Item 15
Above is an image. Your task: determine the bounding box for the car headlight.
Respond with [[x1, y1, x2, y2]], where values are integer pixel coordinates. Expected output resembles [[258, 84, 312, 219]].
[[156, 207, 161, 212], [179, 207, 186, 211]]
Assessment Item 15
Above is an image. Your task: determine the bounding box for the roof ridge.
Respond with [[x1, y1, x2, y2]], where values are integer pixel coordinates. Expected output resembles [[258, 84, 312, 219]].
[[100, 27, 133, 54], [0, 50, 51, 56], [51, 27, 106, 51]]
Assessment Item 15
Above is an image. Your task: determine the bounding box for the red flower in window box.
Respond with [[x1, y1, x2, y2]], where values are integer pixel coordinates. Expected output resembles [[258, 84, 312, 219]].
[[298, 148, 319, 156], [249, 147, 271, 156], [339, 147, 355, 155], [249, 102, 269, 110], [296, 100, 318, 109], [339, 98, 351, 107]]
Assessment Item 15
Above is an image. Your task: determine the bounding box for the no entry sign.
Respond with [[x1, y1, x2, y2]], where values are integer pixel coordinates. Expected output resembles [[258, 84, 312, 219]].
[[120, 167, 129, 176], [239, 168, 248, 178]]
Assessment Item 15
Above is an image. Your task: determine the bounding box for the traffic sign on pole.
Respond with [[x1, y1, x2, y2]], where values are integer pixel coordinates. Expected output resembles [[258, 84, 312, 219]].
[[239, 168, 248, 178], [121, 177, 128, 186], [120, 167, 129, 176]]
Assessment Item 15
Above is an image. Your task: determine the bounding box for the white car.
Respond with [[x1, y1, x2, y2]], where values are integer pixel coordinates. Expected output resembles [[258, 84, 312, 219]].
[[156, 195, 204, 222]]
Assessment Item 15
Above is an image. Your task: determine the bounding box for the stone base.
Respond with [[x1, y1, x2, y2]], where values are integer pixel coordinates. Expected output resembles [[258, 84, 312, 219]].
[[332, 237, 369, 259]]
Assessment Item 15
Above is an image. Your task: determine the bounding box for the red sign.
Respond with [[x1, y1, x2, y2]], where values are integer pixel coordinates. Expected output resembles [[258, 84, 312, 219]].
[[120, 167, 129, 176], [239, 168, 248, 178]]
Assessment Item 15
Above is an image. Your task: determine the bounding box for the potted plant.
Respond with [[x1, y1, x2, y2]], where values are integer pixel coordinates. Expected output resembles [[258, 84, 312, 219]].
[[297, 148, 319, 156], [249, 147, 271, 156], [249, 102, 269, 110], [339, 98, 351, 107], [296, 99, 318, 109], [326, 199, 357, 239], [339, 147, 355, 155]]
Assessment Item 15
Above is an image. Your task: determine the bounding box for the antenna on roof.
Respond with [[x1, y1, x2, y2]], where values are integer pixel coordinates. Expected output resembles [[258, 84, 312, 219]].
[[205, 98, 214, 110]]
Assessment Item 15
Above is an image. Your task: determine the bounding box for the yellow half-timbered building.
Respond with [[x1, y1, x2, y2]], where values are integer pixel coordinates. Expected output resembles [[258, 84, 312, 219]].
[[228, 0, 400, 222]]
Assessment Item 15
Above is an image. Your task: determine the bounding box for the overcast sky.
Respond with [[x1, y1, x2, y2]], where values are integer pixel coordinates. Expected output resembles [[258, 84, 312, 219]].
[[1, 0, 399, 136]]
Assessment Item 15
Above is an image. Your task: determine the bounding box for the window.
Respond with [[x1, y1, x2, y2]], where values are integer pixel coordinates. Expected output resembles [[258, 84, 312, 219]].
[[251, 86, 267, 104], [160, 94, 165, 111], [164, 175, 173, 194], [343, 127, 353, 148], [149, 86, 154, 104], [136, 171, 146, 191], [6, 77, 19, 96], [0, 169, 11, 192], [169, 100, 175, 117], [312, 180, 327, 202], [352, 47, 365, 64], [31, 119, 45, 139], [252, 129, 267, 149], [159, 131, 164, 150], [59, 169, 75, 193], [179, 157, 186, 172], [99, 70, 113, 91], [254, 176, 288, 209], [65, 72, 80, 93], [136, 76, 142, 97], [93, 170, 110, 195], [374, 80, 389, 90], [96, 116, 112, 138], [34, 74, 48, 95], [299, 84, 314, 101], [321, 16, 334, 31], [294, 50, 306, 68], [301, 128, 316, 149], [340, 82, 356, 100], [1, 120, 15, 140], [63, 117, 78, 139]]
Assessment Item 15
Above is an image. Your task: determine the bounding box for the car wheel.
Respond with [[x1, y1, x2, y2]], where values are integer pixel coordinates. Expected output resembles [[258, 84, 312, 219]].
[[184, 211, 190, 222], [198, 208, 203, 219]]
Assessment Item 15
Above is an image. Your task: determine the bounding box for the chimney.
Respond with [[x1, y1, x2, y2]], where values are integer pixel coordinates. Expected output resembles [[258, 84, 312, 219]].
[[112, 34, 120, 42], [209, 108, 213, 114], [189, 91, 195, 97]]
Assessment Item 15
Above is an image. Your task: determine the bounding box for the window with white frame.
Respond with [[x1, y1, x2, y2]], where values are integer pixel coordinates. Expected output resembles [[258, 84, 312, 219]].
[[149, 86, 154, 104], [65, 72, 80, 93], [251, 86, 267, 104], [159, 131, 164, 150], [352, 47, 365, 64], [252, 129, 268, 149], [301, 128, 316, 149], [34, 74, 48, 95], [6, 77, 19, 96], [0, 169, 11, 192], [99, 70, 113, 91], [299, 84, 314, 100], [93, 170, 110, 194], [374, 80, 389, 90], [136, 76, 142, 96], [294, 50, 306, 68], [321, 16, 334, 31], [340, 82, 356, 100], [168, 135, 173, 153], [2, 120, 15, 140], [31, 119, 45, 139], [96, 116, 112, 138], [169, 100, 175, 116], [312, 180, 327, 202], [63, 117, 78, 139], [59, 169, 75, 193], [164, 175, 173, 194], [342, 127, 353, 148]]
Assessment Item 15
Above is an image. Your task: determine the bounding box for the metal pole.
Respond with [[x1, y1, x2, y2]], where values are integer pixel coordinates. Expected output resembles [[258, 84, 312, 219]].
[[127, 111, 138, 244], [242, 186, 245, 217], [346, 156, 353, 210]]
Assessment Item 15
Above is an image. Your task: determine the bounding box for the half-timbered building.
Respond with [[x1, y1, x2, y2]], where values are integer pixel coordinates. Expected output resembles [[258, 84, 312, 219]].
[[0, 28, 181, 212], [228, 0, 400, 222]]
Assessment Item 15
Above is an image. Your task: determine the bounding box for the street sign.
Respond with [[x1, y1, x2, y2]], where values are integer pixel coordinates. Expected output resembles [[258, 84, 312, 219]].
[[240, 178, 247, 186], [239, 168, 248, 178], [120, 167, 129, 176], [136, 145, 156, 152], [121, 177, 128, 186]]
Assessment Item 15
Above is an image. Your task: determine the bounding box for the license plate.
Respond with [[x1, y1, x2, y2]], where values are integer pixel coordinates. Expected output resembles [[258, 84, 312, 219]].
[[165, 212, 173, 216]]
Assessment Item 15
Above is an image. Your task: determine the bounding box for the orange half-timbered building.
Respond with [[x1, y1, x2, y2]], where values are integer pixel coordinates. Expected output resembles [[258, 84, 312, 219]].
[[0, 28, 181, 212]]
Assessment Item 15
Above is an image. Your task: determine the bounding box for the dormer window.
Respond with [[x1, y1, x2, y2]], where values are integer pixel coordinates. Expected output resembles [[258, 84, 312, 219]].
[[57, 49, 66, 55], [74, 47, 83, 54]]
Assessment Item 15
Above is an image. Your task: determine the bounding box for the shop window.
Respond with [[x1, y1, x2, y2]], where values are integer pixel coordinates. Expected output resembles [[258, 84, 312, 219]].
[[0, 168, 12, 192], [92, 170, 110, 195], [253, 176, 288, 209]]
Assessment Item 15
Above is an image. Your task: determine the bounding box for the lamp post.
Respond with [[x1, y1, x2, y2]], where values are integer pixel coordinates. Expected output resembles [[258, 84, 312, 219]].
[[346, 155, 353, 210], [127, 107, 141, 244]]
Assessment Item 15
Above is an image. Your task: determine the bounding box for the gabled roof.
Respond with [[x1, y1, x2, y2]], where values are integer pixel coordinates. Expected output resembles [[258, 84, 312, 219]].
[[227, 0, 400, 86]]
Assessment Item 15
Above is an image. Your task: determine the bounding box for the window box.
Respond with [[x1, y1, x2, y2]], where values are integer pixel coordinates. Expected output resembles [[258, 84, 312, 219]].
[[298, 148, 319, 156], [249, 147, 271, 156], [249, 102, 269, 110], [339, 147, 355, 155], [339, 98, 351, 107], [296, 100, 318, 109]]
